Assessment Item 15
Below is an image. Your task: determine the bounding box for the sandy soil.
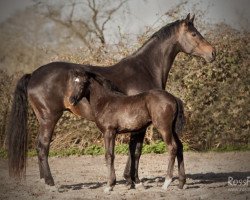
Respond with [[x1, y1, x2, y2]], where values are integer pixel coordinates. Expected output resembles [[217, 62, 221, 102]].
[[0, 152, 250, 200]]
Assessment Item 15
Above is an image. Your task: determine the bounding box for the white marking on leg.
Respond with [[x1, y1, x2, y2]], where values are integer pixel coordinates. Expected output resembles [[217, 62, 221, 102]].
[[39, 178, 44, 183], [162, 178, 172, 190], [104, 186, 113, 194], [135, 182, 145, 190], [45, 184, 57, 192]]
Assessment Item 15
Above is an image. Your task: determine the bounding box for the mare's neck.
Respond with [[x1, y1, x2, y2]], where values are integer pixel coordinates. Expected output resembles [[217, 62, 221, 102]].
[[134, 35, 180, 88]]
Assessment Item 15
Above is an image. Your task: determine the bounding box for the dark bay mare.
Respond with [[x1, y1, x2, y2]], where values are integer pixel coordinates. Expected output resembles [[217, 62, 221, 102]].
[[7, 14, 215, 188], [69, 69, 186, 192]]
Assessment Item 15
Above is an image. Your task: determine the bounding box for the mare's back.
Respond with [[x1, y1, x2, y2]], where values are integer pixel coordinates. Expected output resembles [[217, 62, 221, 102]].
[[27, 62, 84, 103], [29, 62, 83, 87]]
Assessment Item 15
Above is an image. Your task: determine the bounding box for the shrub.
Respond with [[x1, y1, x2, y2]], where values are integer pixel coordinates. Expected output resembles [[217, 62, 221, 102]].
[[0, 23, 249, 152], [166, 25, 249, 150]]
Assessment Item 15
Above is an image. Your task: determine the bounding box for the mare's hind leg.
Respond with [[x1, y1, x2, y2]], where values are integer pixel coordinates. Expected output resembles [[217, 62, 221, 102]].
[[158, 127, 177, 190], [173, 132, 186, 189], [36, 112, 62, 186]]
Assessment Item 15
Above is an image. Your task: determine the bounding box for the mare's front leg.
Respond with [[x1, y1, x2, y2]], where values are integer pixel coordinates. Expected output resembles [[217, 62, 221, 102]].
[[104, 130, 116, 193], [123, 130, 146, 188]]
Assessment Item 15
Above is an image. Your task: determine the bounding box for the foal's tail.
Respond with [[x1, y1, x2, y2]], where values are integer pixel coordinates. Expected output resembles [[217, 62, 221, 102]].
[[7, 74, 31, 179], [174, 97, 185, 135]]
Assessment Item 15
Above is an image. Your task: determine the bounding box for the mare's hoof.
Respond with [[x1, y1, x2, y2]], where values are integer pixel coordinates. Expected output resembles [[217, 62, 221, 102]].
[[104, 186, 113, 194], [45, 179, 55, 186], [162, 178, 172, 190]]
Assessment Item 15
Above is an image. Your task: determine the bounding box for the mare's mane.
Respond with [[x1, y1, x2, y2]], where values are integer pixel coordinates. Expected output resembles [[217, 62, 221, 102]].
[[131, 20, 181, 56], [150, 20, 181, 40]]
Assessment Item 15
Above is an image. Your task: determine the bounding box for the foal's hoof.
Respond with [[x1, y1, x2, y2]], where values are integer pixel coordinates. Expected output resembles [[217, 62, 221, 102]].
[[39, 178, 44, 183], [178, 179, 186, 189], [162, 178, 172, 190], [104, 186, 113, 194], [125, 183, 134, 190], [124, 178, 134, 190], [135, 182, 145, 190], [45, 185, 57, 192]]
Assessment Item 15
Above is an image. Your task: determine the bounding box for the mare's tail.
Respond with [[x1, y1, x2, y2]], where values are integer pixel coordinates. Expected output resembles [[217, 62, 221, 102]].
[[174, 97, 186, 135], [7, 74, 31, 179]]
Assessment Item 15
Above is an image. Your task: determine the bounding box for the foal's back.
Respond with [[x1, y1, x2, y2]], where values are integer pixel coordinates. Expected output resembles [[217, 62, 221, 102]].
[[96, 89, 177, 133]]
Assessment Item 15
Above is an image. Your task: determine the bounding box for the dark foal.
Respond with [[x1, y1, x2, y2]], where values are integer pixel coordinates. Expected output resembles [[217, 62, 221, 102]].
[[70, 69, 186, 192], [7, 14, 215, 188]]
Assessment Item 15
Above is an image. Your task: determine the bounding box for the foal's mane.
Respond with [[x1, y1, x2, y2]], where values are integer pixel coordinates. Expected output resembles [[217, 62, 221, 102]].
[[87, 71, 123, 94]]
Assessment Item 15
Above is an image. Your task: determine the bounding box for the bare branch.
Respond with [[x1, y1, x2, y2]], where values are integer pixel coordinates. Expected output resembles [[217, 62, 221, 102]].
[[37, 0, 128, 46], [101, 0, 127, 32], [43, 5, 91, 48], [68, 1, 76, 24], [87, 0, 105, 44]]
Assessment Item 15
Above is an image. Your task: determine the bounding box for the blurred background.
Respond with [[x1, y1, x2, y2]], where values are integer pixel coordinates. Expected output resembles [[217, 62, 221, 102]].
[[0, 0, 249, 153]]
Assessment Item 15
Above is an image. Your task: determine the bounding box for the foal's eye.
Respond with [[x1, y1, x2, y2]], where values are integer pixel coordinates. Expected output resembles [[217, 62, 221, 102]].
[[191, 33, 197, 37]]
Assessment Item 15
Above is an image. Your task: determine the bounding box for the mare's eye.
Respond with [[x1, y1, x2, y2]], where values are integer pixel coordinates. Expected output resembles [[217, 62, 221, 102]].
[[191, 33, 196, 37]]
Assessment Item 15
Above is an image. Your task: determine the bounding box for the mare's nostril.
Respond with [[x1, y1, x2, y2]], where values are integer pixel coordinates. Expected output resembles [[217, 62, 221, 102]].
[[212, 50, 216, 58]]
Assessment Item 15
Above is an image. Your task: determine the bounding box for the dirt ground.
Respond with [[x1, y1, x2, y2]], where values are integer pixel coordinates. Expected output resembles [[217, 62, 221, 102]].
[[0, 152, 249, 200]]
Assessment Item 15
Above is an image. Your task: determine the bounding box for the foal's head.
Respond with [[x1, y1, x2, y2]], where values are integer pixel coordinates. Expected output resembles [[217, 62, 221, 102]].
[[177, 14, 216, 62], [69, 69, 122, 105], [69, 69, 91, 105]]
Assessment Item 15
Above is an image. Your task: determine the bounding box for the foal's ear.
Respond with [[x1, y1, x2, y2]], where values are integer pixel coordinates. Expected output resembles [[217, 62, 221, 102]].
[[85, 71, 96, 79], [70, 68, 83, 78]]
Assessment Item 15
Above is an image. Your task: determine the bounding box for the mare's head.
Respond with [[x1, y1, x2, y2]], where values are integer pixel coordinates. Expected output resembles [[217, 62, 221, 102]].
[[177, 14, 216, 62]]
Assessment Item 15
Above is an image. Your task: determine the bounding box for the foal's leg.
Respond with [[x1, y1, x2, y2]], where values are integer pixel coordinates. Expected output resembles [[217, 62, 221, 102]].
[[104, 130, 116, 193], [124, 130, 145, 188], [173, 132, 186, 189], [36, 112, 62, 186], [158, 128, 177, 190]]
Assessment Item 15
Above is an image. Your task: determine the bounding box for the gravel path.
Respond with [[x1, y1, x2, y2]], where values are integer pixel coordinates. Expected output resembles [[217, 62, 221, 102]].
[[0, 152, 249, 200]]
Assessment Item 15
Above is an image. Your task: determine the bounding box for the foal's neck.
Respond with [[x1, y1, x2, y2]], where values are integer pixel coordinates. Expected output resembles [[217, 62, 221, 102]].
[[88, 79, 115, 112]]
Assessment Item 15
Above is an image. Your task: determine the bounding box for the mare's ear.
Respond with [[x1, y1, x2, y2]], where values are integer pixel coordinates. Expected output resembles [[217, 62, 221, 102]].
[[185, 13, 190, 22], [184, 13, 195, 26]]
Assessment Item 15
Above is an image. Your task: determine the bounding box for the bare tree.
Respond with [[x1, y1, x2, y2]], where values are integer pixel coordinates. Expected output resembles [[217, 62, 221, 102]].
[[36, 0, 128, 47]]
